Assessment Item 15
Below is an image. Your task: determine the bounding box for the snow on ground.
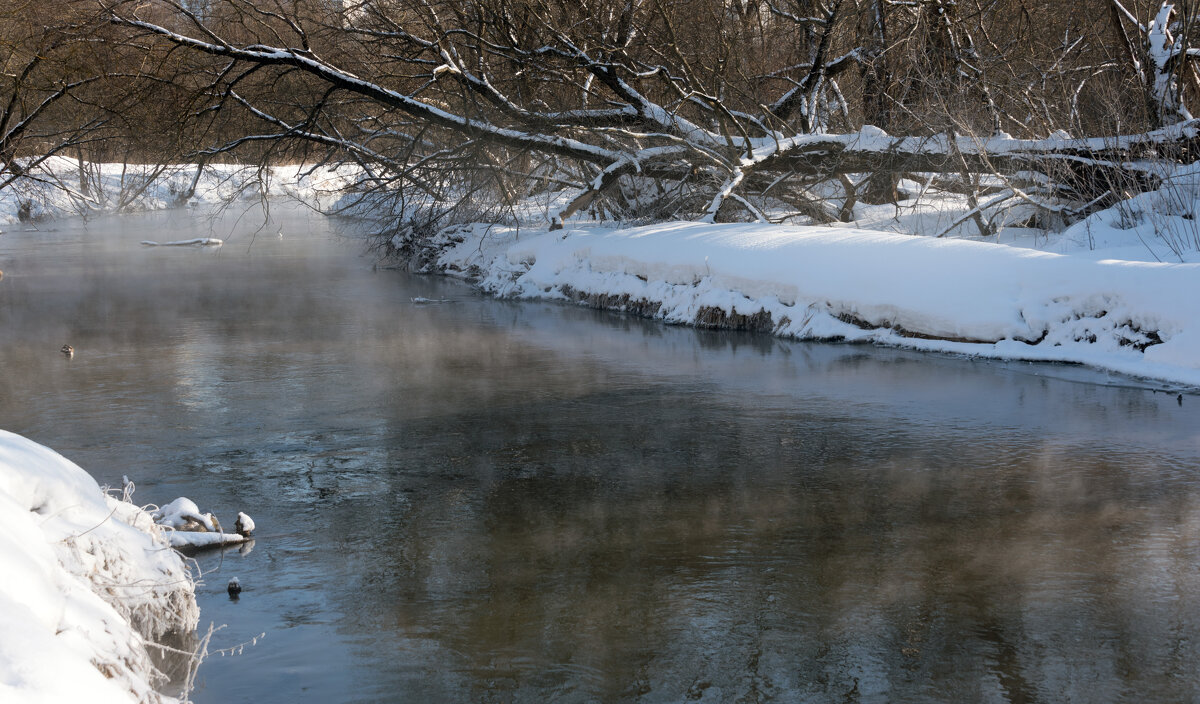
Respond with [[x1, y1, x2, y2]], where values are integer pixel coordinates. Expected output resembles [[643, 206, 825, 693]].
[[848, 166, 1200, 264], [3, 155, 1199, 386], [0, 157, 359, 225], [428, 219, 1200, 388], [0, 429, 199, 704]]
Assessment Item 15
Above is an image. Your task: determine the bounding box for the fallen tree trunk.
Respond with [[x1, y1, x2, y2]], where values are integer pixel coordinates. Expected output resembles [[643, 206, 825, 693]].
[[552, 124, 1200, 226], [756, 124, 1200, 189], [104, 2, 1200, 228]]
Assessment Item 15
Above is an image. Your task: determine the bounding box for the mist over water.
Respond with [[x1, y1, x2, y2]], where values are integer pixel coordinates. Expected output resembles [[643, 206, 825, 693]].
[[1, 204, 1198, 702]]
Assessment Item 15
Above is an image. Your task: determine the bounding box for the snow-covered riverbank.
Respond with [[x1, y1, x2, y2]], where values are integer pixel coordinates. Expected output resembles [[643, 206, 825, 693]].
[[419, 220, 1200, 388], [4, 155, 1199, 387], [0, 430, 198, 704]]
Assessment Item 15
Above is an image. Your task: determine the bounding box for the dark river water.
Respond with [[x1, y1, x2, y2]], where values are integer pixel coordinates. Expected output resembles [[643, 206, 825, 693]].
[[1, 204, 1199, 703]]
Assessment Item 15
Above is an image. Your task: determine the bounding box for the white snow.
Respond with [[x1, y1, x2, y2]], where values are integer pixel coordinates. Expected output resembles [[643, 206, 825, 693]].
[[4, 154, 1200, 387], [0, 157, 359, 224], [151, 499, 254, 548], [151, 497, 217, 532], [234, 512, 255, 536], [2, 145, 1198, 699], [164, 531, 247, 549], [433, 220, 1200, 387], [0, 429, 199, 704]]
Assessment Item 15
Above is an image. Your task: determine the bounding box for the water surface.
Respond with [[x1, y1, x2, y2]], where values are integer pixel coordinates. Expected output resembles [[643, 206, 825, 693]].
[[1, 205, 1198, 703]]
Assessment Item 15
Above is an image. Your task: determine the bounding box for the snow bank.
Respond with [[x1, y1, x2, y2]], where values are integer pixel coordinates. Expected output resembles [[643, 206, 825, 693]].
[[432, 222, 1200, 387], [0, 430, 199, 704], [5, 154, 1198, 386]]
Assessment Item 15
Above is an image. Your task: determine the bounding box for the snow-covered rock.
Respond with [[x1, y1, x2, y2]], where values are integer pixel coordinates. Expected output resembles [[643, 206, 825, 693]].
[[234, 512, 255, 536], [152, 497, 217, 533], [0, 429, 199, 704]]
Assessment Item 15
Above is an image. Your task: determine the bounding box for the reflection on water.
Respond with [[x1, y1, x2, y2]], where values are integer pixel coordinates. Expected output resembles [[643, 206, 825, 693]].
[[1, 204, 1199, 702]]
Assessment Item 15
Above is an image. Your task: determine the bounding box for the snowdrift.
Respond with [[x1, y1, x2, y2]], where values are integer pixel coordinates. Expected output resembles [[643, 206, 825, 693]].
[[0, 430, 199, 704], [433, 222, 1200, 387]]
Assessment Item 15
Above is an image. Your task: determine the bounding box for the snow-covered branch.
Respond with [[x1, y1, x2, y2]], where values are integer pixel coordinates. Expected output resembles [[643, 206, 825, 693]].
[[82, 0, 1200, 227]]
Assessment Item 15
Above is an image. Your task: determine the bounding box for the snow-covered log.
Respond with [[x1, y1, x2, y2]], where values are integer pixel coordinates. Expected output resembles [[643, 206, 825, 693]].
[[139, 238, 223, 247], [165, 531, 248, 550], [752, 124, 1200, 194]]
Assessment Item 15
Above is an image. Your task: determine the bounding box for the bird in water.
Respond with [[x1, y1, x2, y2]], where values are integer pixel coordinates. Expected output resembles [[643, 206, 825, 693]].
[[61, 344, 74, 357], [228, 577, 242, 599]]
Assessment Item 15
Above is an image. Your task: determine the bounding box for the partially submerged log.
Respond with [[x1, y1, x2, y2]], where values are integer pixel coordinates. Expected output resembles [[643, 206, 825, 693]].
[[139, 238, 223, 247]]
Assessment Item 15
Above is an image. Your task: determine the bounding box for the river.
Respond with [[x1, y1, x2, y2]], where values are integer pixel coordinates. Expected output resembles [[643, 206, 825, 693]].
[[1, 203, 1198, 702]]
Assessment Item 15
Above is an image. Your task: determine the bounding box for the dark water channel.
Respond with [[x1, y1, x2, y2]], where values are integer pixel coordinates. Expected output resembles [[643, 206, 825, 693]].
[[1, 204, 1199, 703]]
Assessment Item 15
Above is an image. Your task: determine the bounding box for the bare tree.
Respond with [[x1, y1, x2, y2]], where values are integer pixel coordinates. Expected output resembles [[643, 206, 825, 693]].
[[0, 2, 112, 195], [53, 0, 1200, 232]]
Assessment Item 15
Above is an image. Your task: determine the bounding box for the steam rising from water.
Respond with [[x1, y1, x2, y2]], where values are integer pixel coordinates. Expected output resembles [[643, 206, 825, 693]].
[[1, 203, 1198, 702]]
